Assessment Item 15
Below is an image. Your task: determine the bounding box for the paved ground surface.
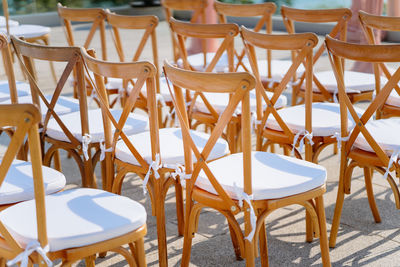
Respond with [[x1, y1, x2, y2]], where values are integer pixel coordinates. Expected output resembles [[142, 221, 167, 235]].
[[1, 18, 400, 267]]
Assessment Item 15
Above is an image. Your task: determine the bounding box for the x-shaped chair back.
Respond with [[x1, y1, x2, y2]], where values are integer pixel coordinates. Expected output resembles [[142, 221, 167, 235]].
[[359, 10, 400, 118], [105, 11, 160, 107], [161, 0, 207, 63], [214, 1, 276, 72], [0, 104, 48, 266], [81, 49, 158, 190], [0, 33, 17, 104], [326, 35, 400, 184], [11, 36, 88, 150], [163, 60, 255, 214], [241, 27, 317, 160], [281, 6, 351, 101]]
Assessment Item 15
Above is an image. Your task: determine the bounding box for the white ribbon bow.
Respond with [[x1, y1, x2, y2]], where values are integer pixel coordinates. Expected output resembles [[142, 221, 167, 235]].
[[251, 113, 262, 134], [292, 130, 314, 156], [383, 149, 400, 180], [7, 241, 53, 267], [331, 132, 349, 151], [156, 93, 166, 107], [233, 183, 256, 241], [100, 139, 113, 161], [164, 163, 191, 188], [82, 134, 92, 161], [143, 154, 162, 195], [89, 89, 98, 107]]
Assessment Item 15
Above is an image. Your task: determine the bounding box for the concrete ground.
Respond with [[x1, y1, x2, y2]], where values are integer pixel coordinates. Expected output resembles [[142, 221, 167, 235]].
[[1, 20, 400, 266]]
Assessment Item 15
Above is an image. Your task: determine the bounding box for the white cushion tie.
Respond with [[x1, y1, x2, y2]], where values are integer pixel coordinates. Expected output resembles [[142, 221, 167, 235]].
[[263, 77, 281, 88], [292, 130, 314, 156], [100, 139, 113, 161], [156, 93, 166, 107], [7, 241, 52, 267], [331, 132, 349, 151], [143, 153, 162, 195], [234, 183, 256, 241], [164, 163, 191, 188], [251, 113, 262, 134], [82, 134, 92, 161], [383, 149, 400, 180], [286, 80, 301, 90], [88, 89, 98, 107]]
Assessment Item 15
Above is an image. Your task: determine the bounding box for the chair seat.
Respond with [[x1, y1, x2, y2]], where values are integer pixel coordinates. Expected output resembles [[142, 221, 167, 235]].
[[0, 95, 80, 119], [0, 81, 31, 102], [354, 118, 400, 155], [195, 90, 287, 115], [382, 90, 400, 107], [196, 151, 326, 200], [242, 59, 305, 81], [177, 52, 233, 72], [0, 160, 66, 205], [0, 24, 50, 38], [265, 102, 364, 136], [0, 188, 146, 251], [0, 16, 19, 27], [313, 70, 375, 93], [46, 108, 149, 143], [115, 127, 229, 166]]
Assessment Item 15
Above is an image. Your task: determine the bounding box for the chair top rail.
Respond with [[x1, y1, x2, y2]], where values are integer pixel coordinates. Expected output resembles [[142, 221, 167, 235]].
[[57, 3, 106, 22], [359, 10, 400, 31], [169, 18, 239, 39], [214, 1, 276, 17], [161, 0, 207, 11], [281, 5, 352, 23], [106, 12, 159, 29]]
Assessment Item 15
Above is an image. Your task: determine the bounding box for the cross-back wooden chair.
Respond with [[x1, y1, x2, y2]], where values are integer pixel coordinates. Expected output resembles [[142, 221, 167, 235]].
[[359, 10, 400, 119], [281, 6, 375, 105], [81, 49, 230, 267], [2, 0, 57, 83], [164, 61, 331, 267], [326, 35, 400, 248], [0, 104, 148, 267], [161, 0, 207, 64], [242, 27, 345, 165]]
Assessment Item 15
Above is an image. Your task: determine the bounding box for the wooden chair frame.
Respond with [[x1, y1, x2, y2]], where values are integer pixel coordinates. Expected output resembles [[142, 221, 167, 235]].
[[214, 1, 276, 74], [0, 104, 147, 267], [169, 17, 241, 152], [359, 10, 400, 118], [81, 50, 183, 267], [326, 35, 400, 248], [241, 27, 331, 163], [164, 61, 330, 267], [161, 0, 208, 63], [10, 36, 97, 188], [280, 6, 368, 105]]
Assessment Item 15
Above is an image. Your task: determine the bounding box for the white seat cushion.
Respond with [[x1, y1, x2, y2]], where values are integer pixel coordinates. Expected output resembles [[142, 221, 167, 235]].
[[196, 151, 326, 200], [0, 24, 50, 38], [0, 16, 19, 27], [382, 90, 400, 107], [242, 59, 305, 81], [313, 70, 376, 93], [195, 90, 287, 115], [0, 95, 80, 119], [265, 102, 364, 137], [177, 52, 233, 72], [115, 127, 229, 165], [0, 160, 66, 205], [0, 81, 31, 102], [0, 188, 146, 251], [354, 118, 400, 155], [46, 108, 149, 143]]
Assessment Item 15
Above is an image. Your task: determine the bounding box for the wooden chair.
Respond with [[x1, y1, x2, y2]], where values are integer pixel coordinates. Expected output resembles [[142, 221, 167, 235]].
[[81, 51, 230, 267], [0, 104, 147, 267], [359, 10, 400, 118], [326, 35, 400, 248], [163, 61, 331, 267], [2, 0, 57, 83], [281, 6, 375, 105], [161, 0, 207, 64]]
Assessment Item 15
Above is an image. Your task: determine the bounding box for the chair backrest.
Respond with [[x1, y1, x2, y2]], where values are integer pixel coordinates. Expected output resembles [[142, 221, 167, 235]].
[[161, 0, 208, 62], [281, 6, 352, 100], [81, 48, 158, 189], [57, 3, 107, 61], [325, 35, 400, 169], [169, 17, 239, 72], [0, 104, 48, 263], [0, 33, 18, 104], [105, 11, 160, 92], [10, 36, 88, 148], [214, 0, 276, 72], [163, 59, 254, 213], [241, 27, 317, 160]]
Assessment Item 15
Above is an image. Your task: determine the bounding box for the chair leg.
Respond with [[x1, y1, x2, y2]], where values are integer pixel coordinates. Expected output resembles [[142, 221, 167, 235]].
[[134, 238, 147, 267], [315, 196, 331, 267], [244, 239, 255, 267], [84, 255, 96, 267], [364, 167, 381, 223], [259, 220, 269, 267], [154, 181, 168, 267], [53, 149, 62, 172], [174, 181, 185, 236], [228, 222, 243, 261], [181, 203, 201, 267], [305, 210, 314, 243]]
